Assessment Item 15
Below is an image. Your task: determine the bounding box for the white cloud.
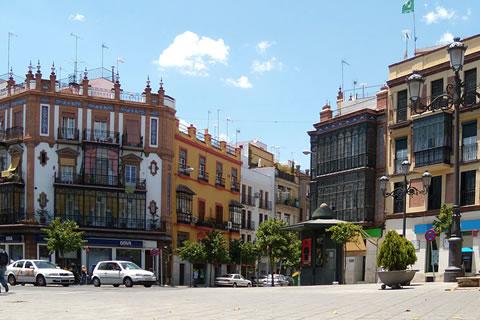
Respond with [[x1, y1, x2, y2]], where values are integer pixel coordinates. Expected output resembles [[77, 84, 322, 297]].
[[69, 13, 85, 22], [252, 57, 283, 73], [256, 41, 274, 53], [462, 8, 472, 21], [438, 32, 454, 44], [225, 76, 252, 89], [155, 31, 230, 77], [423, 7, 455, 24]]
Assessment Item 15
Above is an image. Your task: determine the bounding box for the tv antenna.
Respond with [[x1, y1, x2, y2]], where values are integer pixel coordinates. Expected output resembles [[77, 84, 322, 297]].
[[70, 33, 82, 84]]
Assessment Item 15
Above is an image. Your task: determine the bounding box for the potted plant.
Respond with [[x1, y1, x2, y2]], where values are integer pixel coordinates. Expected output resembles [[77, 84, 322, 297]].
[[377, 230, 417, 289], [36, 209, 51, 225]]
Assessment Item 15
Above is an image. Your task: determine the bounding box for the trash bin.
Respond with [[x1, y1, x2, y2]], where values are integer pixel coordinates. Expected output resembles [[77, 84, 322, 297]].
[[292, 271, 300, 286]]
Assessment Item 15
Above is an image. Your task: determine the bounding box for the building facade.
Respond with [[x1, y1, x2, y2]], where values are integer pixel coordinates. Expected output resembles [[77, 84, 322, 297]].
[[0, 64, 176, 280], [172, 122, 242, 286], [385, 34, 480, 281]]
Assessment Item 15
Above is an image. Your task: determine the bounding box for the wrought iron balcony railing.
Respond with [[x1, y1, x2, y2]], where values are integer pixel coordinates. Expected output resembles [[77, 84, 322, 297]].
[[54, 173, 146, 190], [0, 209, 26, 224], [177, 211, 193, 224], [0, 127, 23, 142], [215, 176, 225, 187], [57, 213, 148, 230], [58, 127, 79, 141], [83, 129, 120, 144], [197, 171, 209, 183], [122, 133, 144, 148], [231, 180, 240, 192]]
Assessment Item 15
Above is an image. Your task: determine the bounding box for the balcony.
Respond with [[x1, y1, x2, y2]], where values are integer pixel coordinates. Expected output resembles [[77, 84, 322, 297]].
[[197, 171, 209, 183], [228, 220, 241, 232], [241, 220, 256, 231], [215, 176, 225, 188], [54, 173, 146, 191], [276, 193, 299, 208], [195, 217, 226, 230], [462, 143, 477, 163], [241, 195, 254, 206], [58, 127, 79, 142], [57, 213, 148, 230], [259, 200, 272, 210], [0, 209, 26, 224], [122, 133, 144, 149], [0, 127, 23, 144], [177, 211, 193, 224], [276, 170, 295, 183], [82, 129, 120, 144], [414, 146, 451, 168], [231, 179, 240, 192]]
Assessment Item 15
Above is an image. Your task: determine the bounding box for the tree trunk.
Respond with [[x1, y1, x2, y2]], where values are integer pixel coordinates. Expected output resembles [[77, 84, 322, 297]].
[[343, 244, 346, 285], [256, 259, 260, 287], [270, 253, 274, 287]]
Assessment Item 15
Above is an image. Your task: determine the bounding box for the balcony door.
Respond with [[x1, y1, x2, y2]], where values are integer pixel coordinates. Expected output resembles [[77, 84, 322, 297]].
[[62, 117, 75, 139], [94, 120, 107, 141], [462, 121, 477, 162]]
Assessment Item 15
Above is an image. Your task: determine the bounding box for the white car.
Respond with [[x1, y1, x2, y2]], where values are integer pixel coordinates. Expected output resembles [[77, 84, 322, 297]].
[[91, 260, 156, 288], [261, 274, 289, 287], [215, 274, 252, 287], [6, 260, 75, 286]]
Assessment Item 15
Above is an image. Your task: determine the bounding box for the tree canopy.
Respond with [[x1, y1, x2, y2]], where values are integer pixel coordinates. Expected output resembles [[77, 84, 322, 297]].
[[433, 204, 452, 236], [42, 218, 85, 256], [377, 230, 417, 271], [177, 240, 207, 264], [202, 230, 230, 265]]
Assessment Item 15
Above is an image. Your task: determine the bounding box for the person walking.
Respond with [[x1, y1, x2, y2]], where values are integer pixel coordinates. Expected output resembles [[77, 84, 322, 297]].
[[80, 265, 88, 285], [0, 248, 9, 293]]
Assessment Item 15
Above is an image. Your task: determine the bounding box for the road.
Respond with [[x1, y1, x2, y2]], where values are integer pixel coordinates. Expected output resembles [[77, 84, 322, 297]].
[[0, 282, 479, 319]]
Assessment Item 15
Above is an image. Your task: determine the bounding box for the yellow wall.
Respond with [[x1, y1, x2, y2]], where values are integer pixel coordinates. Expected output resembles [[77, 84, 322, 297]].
[[172, 123, 241, 249]]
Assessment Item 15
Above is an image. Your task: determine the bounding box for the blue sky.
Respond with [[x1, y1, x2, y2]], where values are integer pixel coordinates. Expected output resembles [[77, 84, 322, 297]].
[[1, 0, 479, 169]]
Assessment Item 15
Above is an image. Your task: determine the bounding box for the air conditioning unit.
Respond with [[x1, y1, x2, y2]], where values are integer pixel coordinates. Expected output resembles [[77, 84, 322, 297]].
[[227, 221, 233, 230]]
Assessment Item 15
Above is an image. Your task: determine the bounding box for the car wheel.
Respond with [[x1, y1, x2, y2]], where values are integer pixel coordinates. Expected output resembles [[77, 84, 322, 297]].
[[113, 284, 120, 287], [144, 284, 152, 288], [232, 283, 237, 288], [62, 284, 70, 287], [36, 275, 46, 287], [7, 274, 16, 286], [93, 278, 101, 287], [123, 277, 133, 288], [247, 283, 252, 287]]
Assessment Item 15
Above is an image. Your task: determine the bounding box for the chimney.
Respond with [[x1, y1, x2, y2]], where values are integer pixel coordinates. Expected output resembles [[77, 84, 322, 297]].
[[320, 103, 332, 122], [376, 84, 388, 111], [49, 63, 56, 93], [336, 87, 344, 115]]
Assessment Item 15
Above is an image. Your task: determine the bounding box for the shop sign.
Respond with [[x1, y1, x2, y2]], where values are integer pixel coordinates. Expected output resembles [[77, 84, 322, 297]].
[[0, 235, 23, 243], [86, 238, 143, 248]]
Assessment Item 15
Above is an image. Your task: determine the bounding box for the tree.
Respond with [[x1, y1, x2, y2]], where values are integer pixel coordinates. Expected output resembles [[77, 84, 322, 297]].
[[279, 231, 301, 272], [42, 218, 85, 267], [327, 222, 363, 284], [239, 241, 260, 281], [202, 231, 230, 287], [176, 240, 206, 287], [256, 219, 293, 286], [229, 239, 243, 267], [377, 230, 417, 271], [433, 204, 453, 236]]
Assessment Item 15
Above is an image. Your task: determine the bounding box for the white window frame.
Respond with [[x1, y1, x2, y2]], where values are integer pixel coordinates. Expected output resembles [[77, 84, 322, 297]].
[[150, 117, 159, 147], [40, 104, 50, 136], [125, 164, 137, 186]]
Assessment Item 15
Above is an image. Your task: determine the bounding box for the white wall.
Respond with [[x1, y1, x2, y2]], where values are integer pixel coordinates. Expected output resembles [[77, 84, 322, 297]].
[[34, 143, 58, 222], [142, 153, 162, 229]]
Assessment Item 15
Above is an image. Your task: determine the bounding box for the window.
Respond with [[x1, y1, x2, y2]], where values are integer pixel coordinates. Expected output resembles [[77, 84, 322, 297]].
[[465, 69, 477, 105], [24, 261, 33, 269], [241, 184, 246, 203], [265, 192, 269, 209], [259, 213, 263, 224], [177, 232, 189, 248], [150, 118, 158, 146], [393, 182, 404, 214], [461, 171, 476, 206], [231, 168, 238, 190], [199, 156, 206, 178], [215, 205, 223, 224], [462, 122, 477, 162], [94, 120, 107, 141], [247, 186, 252, 205], [215, 162, 224, 186], [125, 119, 140, 145], [396, 90, 407, 122], [395, 137, 408, 173], [62, 116, 76, 139], [176, 192, 193, 214], [259, 190, 264, 208], [241, 234, 245, 242], [430, 78, 444, 101], [125, 165, 137, 186], [60, 165, 74, 183], [179, 149, 187, 170], [84, 146, 118, 186], [427, 176, 442, 210], [413, 113, 452, 167], [284, 213, 291, 225], [198, 199, 206, 221], [247, 235, 252, 242], [40, 105, 49, 135], [241, 209, 246, 228]]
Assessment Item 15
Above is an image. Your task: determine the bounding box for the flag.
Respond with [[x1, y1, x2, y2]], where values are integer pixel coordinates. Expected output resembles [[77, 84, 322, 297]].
[[402, 0, 414, 14]]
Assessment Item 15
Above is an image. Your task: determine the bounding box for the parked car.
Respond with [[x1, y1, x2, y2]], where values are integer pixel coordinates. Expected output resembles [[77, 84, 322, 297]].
[[6, 260, 75, 287], [260, 274, 289, 287], [91, 260, 156, 288], [215, 274, 252, 287]]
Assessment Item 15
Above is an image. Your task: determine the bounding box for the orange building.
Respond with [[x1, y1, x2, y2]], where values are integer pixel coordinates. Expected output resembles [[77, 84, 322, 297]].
[[172, 121, 242, 286]]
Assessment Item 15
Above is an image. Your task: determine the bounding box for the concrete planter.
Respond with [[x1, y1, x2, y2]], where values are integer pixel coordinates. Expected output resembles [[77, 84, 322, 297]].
[[378, 270, 416, 289]]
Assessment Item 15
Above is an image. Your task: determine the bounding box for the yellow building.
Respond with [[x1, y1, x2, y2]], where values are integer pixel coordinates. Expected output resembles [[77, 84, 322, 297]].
[[172, 121, 242, 286], [385, 34, 480, 281]]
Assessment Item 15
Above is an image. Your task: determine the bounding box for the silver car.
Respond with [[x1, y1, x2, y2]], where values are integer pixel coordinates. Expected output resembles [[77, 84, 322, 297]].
[[6, 260, 75, 286], [260, 274, 289, 287], [91, 260, 156, 288], [215, 274, 252, 287]]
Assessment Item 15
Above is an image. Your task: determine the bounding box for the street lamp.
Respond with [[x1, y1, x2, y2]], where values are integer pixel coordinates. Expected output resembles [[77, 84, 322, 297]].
[[379, 160, 431, 237], [405, 37, 479, 282]]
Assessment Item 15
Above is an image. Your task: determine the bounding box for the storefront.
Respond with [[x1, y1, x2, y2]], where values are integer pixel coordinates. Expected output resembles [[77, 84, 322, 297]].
[[0, 235, 24, 262]]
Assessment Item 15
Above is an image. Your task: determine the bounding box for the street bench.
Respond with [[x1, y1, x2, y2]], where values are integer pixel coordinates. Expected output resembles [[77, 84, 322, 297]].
[[457, 276, 480, 287]]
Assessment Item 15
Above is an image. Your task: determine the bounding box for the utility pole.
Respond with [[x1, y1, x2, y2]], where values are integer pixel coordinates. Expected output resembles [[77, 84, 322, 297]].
[[226, 117, 231, 142], [7, 32, 18, 74], [70, 33, 81, 84], [207, 110, 211, 132], [216, 109, 221, 140]]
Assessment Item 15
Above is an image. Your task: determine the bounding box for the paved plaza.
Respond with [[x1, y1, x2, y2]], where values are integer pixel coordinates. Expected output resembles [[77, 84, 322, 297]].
[[0, 282, 479, 319]]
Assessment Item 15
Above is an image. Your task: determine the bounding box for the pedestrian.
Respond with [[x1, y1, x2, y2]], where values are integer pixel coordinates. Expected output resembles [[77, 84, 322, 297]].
[[193, 269, 198, 287], [80, 265, 88, 285], [0, 248, 9, 293]]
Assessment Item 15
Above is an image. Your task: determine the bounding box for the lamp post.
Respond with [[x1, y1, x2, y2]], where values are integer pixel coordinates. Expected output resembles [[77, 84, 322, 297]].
[[405, 37, 479, 282], [379, 161, 432, 237]]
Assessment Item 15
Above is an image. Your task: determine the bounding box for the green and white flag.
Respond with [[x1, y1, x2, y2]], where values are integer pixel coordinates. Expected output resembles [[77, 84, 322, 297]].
[[402, 0, 414, 14]]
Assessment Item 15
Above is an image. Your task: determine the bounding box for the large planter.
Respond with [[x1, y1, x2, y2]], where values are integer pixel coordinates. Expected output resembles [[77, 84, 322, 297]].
[[378, 270, 416, 289]]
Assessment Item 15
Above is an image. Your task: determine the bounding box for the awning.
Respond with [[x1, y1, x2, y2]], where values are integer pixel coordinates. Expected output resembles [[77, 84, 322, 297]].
[[364, 228, 382, 239], [176, 184, 196, 195], [229, 200, 244, 208], [462, 247, 474, 253], [345, 235, 366, 257], [1, 154, 20, 178]]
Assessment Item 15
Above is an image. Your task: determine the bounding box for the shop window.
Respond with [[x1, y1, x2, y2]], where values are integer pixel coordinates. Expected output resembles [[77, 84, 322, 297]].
[[8, 244, 23, 261], [117, 248, 141, 268]]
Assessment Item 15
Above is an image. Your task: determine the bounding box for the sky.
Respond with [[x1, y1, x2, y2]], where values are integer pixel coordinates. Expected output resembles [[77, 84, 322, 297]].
[[1, 0, 479, 169]]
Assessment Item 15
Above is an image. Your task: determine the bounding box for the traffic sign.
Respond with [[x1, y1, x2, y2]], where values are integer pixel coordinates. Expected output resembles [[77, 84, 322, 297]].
[[425, 229, 436, 242], [150, 248, 160, 256]]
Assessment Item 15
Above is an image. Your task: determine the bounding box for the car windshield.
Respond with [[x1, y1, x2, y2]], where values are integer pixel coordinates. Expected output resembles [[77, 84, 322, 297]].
[[120, 262, 141, 270], [220, 274, 233, 278], [34, 261, 57, 269]]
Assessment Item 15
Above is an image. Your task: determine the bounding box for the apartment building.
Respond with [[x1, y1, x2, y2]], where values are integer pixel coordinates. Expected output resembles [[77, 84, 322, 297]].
[[0, 64, 176, 280], [385, 34, 480, 281]]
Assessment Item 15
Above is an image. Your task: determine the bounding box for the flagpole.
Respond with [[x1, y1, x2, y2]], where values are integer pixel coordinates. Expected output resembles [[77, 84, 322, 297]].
[[412, 11, 417, 54]]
